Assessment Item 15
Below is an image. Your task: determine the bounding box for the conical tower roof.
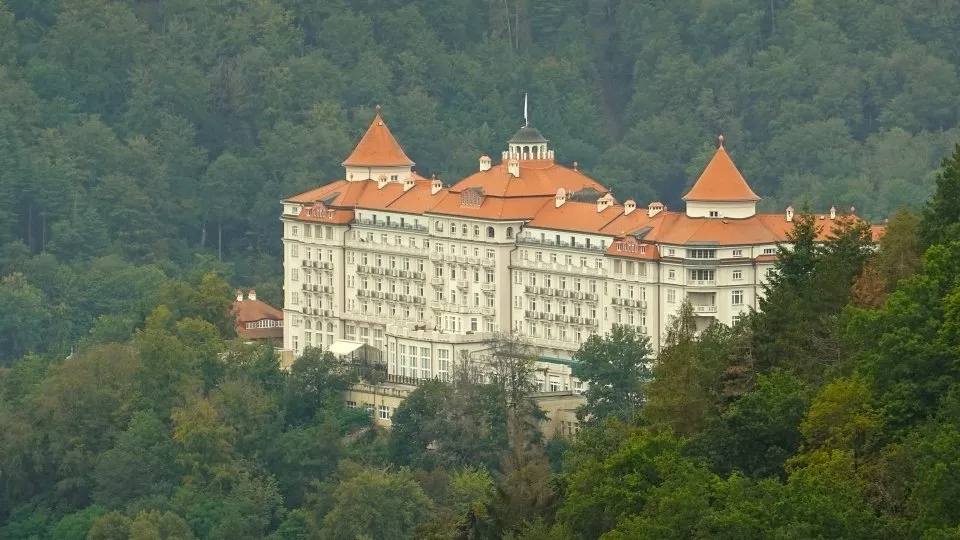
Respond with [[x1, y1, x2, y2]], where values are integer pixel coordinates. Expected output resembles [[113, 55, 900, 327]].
[[342, 107, 414, 167], [683, 142, 759, 202]]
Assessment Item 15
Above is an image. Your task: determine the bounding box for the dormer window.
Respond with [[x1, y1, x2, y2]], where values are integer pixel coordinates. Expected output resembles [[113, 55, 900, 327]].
[[709, 211, 720, 218]]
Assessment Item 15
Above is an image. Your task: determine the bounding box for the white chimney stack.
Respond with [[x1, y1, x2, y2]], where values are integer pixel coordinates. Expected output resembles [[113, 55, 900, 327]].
[[555, 188, 567, 208], [377, 174, 389, 189], [648, 201, 664, 217], [235, 289, 244, 302], [403, 178, 415, 192], [830, 206, 836, 219], [507, 158, 520, 178], [786, 205, 794, 222], [479, 155, 492, 172], [247, 289, 257, 301], [624, 200, 636, 216], [596, 193, 613, 213], [431, 178, 443, 195]]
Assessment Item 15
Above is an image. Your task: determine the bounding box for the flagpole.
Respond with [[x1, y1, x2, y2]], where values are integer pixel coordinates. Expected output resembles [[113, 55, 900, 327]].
[[524, 93, 528, 127]]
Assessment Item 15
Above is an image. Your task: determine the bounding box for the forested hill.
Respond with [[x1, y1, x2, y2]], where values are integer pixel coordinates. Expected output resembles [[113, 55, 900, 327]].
[[1, 0, 959, 361]]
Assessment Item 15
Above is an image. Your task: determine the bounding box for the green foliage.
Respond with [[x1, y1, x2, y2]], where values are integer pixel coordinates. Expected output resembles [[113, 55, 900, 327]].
[[320, 467, 433, 540], [572, 325, 652, 424]]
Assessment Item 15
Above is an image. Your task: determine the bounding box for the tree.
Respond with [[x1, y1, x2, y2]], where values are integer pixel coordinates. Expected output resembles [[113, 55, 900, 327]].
[[572, 325, 652, 424], [93, 411, 181, 509], [644, 303, 732, 436], [692, 370, 811, 478], [921, 144, 960, 248], [320, 467, 433, 540], [0, 273, 51, 364]]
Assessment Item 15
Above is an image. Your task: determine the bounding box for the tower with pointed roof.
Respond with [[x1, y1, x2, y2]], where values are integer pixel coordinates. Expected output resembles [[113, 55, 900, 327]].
[[342, 105, 415, 183], [683, 136, 760, 219]]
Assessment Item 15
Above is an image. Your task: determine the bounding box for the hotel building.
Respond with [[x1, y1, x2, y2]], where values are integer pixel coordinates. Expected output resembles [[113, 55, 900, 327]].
[[281, 108, 879, 392]]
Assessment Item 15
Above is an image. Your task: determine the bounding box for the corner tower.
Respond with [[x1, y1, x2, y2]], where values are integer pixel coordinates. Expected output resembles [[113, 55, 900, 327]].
[[683, 136, 759, 218], [342, 105, 415, 182]]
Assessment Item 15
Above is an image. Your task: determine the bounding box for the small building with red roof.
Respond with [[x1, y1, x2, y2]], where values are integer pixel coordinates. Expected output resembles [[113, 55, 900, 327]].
[[232, 289, 283, 341]]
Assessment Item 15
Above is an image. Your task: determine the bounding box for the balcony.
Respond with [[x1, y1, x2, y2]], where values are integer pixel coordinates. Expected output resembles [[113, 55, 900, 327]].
[[430, 277, 444, 286], [686, 279, 717, 287], [481, 283, 495, 292], [355, 218, 428, 233], [692, 304, 718, 314], [481, 258, 495, 267], [387, 326, 494, 344], [429, 252, 443, 261], [482, 307, 495, 316], [456, 280, 469, 289]]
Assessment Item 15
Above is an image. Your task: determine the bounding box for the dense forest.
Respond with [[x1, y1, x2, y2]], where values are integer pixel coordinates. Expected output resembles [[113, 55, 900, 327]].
[[3, 0, 960, 537], [1, 0, 960, 361]]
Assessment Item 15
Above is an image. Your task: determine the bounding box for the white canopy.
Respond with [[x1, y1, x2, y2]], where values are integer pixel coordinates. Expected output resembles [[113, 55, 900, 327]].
[[327, 340, 365, 356]]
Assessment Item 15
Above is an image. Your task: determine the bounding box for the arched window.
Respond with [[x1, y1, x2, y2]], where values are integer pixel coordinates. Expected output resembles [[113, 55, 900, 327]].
[[462, 224, 468, 235], [506, 227, 514, 239], [474, 225, 480, 237], [450, 221, 456, 234], [487, 226, 495, 238], [435, 221, 443, 232]]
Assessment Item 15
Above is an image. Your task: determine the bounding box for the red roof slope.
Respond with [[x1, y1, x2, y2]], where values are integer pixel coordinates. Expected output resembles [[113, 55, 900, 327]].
[[342, 110, 415, 167], [683, 145, 760, 202]]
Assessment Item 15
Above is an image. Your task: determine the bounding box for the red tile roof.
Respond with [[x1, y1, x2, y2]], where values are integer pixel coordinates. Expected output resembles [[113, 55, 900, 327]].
[[342, 109, 414, 167], [683, 145, 760, 202], [232, 295, 283, 340], [451, 160, 607, 198]]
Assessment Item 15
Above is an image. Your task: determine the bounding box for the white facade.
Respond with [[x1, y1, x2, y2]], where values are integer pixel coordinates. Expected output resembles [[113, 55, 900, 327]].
[[280, 118, 836, 390]]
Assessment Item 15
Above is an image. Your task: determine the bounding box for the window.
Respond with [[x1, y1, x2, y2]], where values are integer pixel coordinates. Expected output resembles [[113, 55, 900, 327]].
[[667, 289, 676, 303], [487, 227, 495, 238], [732, 249, 743, 258], [689, 269, 715, 282], [462, 224, 468, 236], [474, 225, 480, 237], [379, 405, 390, 419], [290, 244, 299, 258], [667, 248, 675, 257], [668, 269, 676, 280], [470, 317, 478, 331], [437, 349, 451, 381], [686, 249, 717, 259], [291, 225, 299, 237], [506, 227, 514, 238], [732, 290, 744, 305], [731, 314, 742, 326], [732, 270, 743, 280], [486, 249, 495, 259], [763, 247, 776, 255], [486, 270, 494, 283], [709, 210, 719, 217]]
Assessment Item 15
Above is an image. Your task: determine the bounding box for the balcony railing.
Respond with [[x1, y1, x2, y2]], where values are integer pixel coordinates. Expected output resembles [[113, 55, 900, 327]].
[[356, 218, 428, 233], [686, 279, 717, 287], [692, 304, 718, 314]]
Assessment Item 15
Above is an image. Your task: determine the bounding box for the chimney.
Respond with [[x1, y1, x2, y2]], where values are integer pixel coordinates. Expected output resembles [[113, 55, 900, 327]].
[[377, 174, 388, 189], [247, 289, 257, 301], [648, 201, 664, 217], [786, 205, 794, 222], [624, 200, 636, 216], [403, 177, 415, 192], [479, 155, 492, 172], [555, 188, 567, 208], [507, 158, 520, 178], [431, 177, 443, 195], [596, 193, 613, 213], [830, 206, 836, 219], [235, 289, 244, 302]]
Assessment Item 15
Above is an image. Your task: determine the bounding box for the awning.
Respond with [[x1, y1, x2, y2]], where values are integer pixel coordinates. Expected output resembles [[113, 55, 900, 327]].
[[328, 340, 365, 355]]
